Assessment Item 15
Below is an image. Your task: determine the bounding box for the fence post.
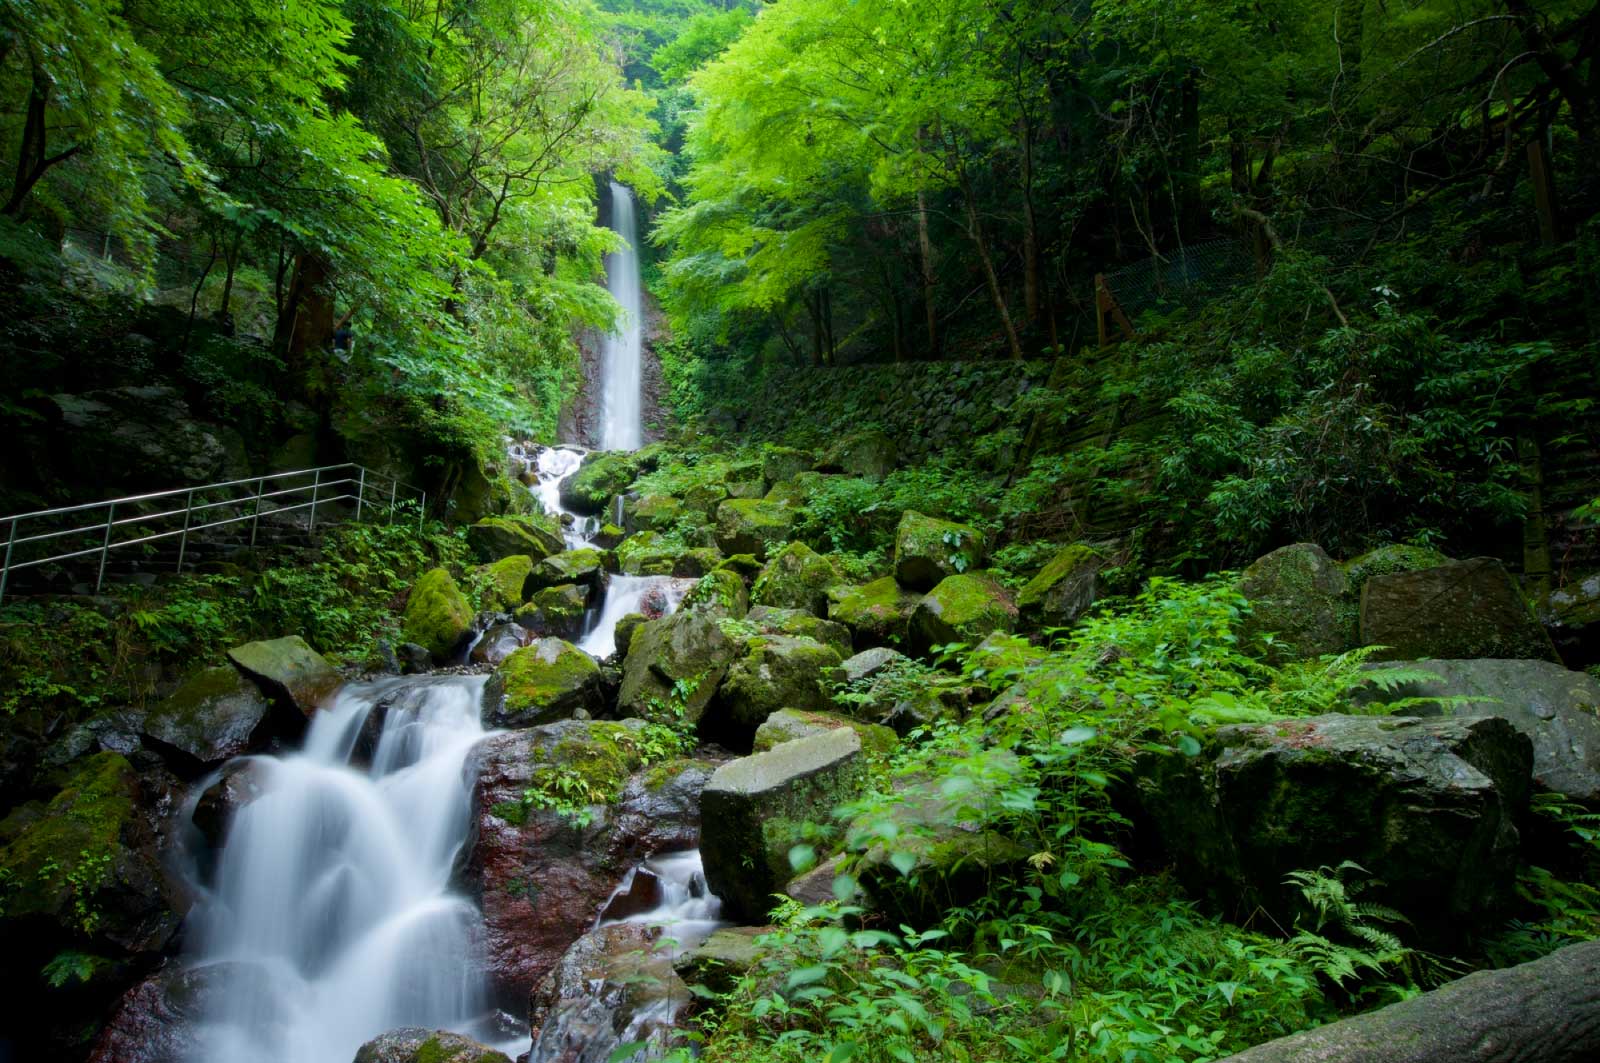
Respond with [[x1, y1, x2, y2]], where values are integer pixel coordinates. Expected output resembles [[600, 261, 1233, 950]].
[[418, 491, 426, 532], [388, 481, 397, 524], [0, 516, 16, 607], [356, 467, 366, 521], [309, 469, 321, 533], [250, 477, 265, 547], [177, 489, 195, 573], [95, 502, 116, 594]]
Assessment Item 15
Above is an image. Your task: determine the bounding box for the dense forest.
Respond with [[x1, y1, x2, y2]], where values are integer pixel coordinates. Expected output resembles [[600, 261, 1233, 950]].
[[1, 1, 1599, 1062]]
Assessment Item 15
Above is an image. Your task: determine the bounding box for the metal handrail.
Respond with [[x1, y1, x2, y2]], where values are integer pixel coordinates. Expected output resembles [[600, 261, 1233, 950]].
[[0, 464, 427, 606]]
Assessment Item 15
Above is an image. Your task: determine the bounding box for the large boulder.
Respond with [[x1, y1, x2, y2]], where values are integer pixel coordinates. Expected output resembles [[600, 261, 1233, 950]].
[[616, 611, 738, 726], [907, 573, 1018, 658], [470, 622, 531, 667], [515, 584, 589, 641], [467, 514, 563, 563], [679, 569, 749, 621], [893, 511, 986, 592], [1358, 659, 1600, 803], [753, 709, 897, 758], [817, 430, 897, 480], [1238, 543, 1356, 661], [487, 639, 604, 728], [829, 577, 922, 649], [760, 446, 812, 488], [1344, 544, 1452, 595], [711, 635, 845, 748], [615, 532, 719, 578], [526, 923, 687, 1063], [477, 555, 534, 612], [49, 387, 237, 490], [1361, 558, 1559, 662], [713, 499, 796, 560], [1016, 544, 1106, 629], [700, 729, 867, 921], [525, 548, 607, 595], [400, 569, 475, 663], [141, 665, 272, 768], [621, 493, 684, 535], [674, 926, 770, 996], [226, 635, 341, 716], [746, 606, 853, 659], [559, 451, 638, 515], [88, 961, 252, 1063], [751, 541, 841, 616], [1133, 714, 1532, 943], [352, 1029, 511, 1063]]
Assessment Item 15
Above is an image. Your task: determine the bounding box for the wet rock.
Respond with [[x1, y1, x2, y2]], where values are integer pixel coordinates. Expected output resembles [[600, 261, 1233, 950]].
[[1133, 714, 1532, 943], [711, 635, 844, 749], [397, 643, 432, 675], [893, 511, 986, 592], [700, 729, 867, 921], [227, 635, 342, 717], [526, 923, 687, 1063], [751, 541, 842, 616], [1361, 558, 1559, 662], [817, 430, 897, 480], [612, 759, 720, 857], [598, 865, 664, 922], [559, 451, 638, 515], [680, 568, 749, 621], [352, 1028, 511, 1063], [614, 613, 646, 658], [401, 569, 476, 663], [141, 666, 272, 769], [1356, 658, 1600, 802], [713, 499, 796, 560], [674, 925, 771, 995], [1238, 543, 1357, 662], [760, 446, 812, 489], [1016, 544, 1106, 629], [191, 760, 267, 851], [487, 639, 604, 728], [753, 709, 897, 757], [467, 514, 564, 563], [477, 555, 535, 612], [515, 584, 589, 641], [617, 611, 737, 726], [470, 623, 531, 667], [525, 549, 607, 596], [907, 573, 1018, 659], [615, 531, 687, 576], [840, 647, 908, 684], [622, 493, 683, 534], [88, 961, 256, 1063], [827, 578, 919, 652]]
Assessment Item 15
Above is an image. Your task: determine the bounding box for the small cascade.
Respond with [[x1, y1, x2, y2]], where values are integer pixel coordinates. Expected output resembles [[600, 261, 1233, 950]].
[[598, 850, 725, 956], [577, 575, 693, 658], [182, 676, 507, 1063], [599, 181, 645, 453]]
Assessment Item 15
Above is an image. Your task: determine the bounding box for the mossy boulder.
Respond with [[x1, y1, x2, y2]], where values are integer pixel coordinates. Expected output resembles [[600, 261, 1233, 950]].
[[1345, 544, 1452, 594], [142, 665, 272, 766], [893, 511, 987, 592], [227, 634, 342, 715], [681, 480, 731, 521], [714, 499, 797, 560], [829, 577, 922, 649], [593, 522, 627, 550], [514, 584, 589, 640], [1238, 543, 1357, 662], [710, 634, 845, 747], [525, 548, 607, 595], [487, 638, 604, 728], [752, 541, 842, 616], [907, 573, 1018, 658], [1017, 544, 1106, 628], [841, 647, 910, 685], [467, 514, 563, 563], [716, 553, 765, 580], [765, 471, 828, 507], [681, 568, 749, 620], [622, 493, 684, 534], [760, 445, 812, 488], [353, 1028, 512, 1063], [559, 451, 638, 515], [818, 430, 897, 480], [1360, 558, 1558, 662], [754, 708, 898, 758], [700, 729, 868, 921], [614, 612, 647, 658], [674, 925, 771, 996], [616, 531, 680, 576], [401, 568, 475, 663], [477, 554, 534, 612], [527, 923, 690, 1063], [617, 611, 738, 725], [747, 606, 854, 658]]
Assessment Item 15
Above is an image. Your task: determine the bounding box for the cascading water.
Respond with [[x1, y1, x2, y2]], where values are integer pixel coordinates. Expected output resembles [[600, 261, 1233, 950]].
[[183, 676, 508, 1063], [598, 181, 645, 452]]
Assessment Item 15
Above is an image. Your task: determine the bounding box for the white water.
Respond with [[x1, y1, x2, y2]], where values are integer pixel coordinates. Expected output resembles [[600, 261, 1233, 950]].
[[577, 575, 693, 658], [599, 181, 645, 452], [599, 850, 724, 956], [184, 676, 503, 1063]]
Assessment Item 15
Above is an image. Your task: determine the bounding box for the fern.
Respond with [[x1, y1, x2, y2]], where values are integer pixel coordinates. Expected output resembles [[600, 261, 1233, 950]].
[[1284, 862, 1429, 992]]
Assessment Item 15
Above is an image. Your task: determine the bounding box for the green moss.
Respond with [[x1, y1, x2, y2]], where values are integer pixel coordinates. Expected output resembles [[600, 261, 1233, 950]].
[[561, 451, 639, 514], [533, 722, 651, 804], [627, 493, 685, 532], [402, 567, 474, 659], [751, 540, 842, 615], [683, 569, 750, 619], [829, 576, 921, 645], [478, 554, 534, 611], [466, 514, 563, 563], [616, 531, 685, 576], [497, 639, 601, 723], [894, 511, 987, 591], [714, 499, 797, 559], [909, 572, 1019, 657], [489, 800, 528, 826], [1345, 544, 1450, 593], [1017, 544, 1102, 610], [0, 752, 135, 924]]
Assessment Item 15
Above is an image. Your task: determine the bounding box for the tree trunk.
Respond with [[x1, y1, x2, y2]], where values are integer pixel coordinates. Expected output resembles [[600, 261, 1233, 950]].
[[3, 65, 78, 218], [958, 165, 1024, 361], [1178, 69, 1202, 236], [1222, 940, 1600, 1063], [1020, 118, 1041, 323], [274, 252, 336, 370]]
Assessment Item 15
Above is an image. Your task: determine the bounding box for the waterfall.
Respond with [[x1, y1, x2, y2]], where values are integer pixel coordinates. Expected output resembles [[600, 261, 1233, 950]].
[[183, 676, 511, 1063], [599, 181, 644, 452]]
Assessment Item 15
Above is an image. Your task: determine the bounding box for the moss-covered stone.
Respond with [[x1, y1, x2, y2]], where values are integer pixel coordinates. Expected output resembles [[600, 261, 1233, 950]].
[[618, 611, 738, 725], [525, 548, 606, 594], [711, 634, 845, 746], [142, 664, 272, 765], [716, 552, 765, 580], [714, 499, 797, 560], [753, 708, 898, 758], [514, 584, 589, 640], [682, 568, 750, 620], [615, 531, 678, 576], [760, 445, 812, 488], [488, 638, 603, 728], [1361, 557, 1559, 662], [681, 480, 731, 521], [353, 1027, 513, 1063], [751, 541, 842, 616], [559, 451, 638, 515], [907, 573, 1018, 658], [1345, 544, 1452, 594], [1238, 543, 1358, 662], [593, 522, 627, 550], [674, 926, 771, 996], [829, 576, 922, 649], [818, 430, 897, 480], [746, 606, 853, 658], [623, 493, 684, 534], [402, 568, 475, 662], [227, 634, 341, 714], [614, 612, 647, 658], [893, 511, 987, 592], [466, 514, 563, 564], [764, 471, 829, 507], [477, 554, 534, 612], [1016, 544, 1105, 628]]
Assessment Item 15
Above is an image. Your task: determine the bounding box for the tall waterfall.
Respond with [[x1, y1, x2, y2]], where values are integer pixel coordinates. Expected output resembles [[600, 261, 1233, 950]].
[[183, 677, 504, 1063], [599, 181, 644, 452]]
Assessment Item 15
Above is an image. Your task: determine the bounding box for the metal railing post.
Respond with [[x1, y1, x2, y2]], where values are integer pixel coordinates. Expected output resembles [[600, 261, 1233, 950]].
[[95, 502, 115, 594], [356, 467, 366, 521], [176, 489, 194, 573], [250, 477, 265, 547], [418, 491, 426, 532], [0, 516, 17, 607], [309, 469, 321, 533], [388, 480, 397, 524]]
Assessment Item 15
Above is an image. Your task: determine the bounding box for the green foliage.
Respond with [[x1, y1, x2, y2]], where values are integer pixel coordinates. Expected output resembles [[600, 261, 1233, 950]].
[[39, 950, 109, 989], [1282, 863, 1423, 998]]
